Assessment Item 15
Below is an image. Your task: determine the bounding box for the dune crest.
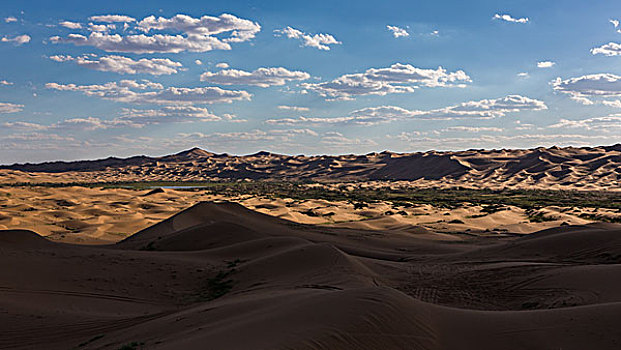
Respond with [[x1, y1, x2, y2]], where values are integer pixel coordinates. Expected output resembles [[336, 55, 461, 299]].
[[1, 144, 619, 191]]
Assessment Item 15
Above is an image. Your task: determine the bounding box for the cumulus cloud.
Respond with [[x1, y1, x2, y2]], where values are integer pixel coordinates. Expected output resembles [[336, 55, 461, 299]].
[[602, 100, 621, 108], [45, 79, 251, 105], [119, 106, 238, 124], [301, 63, 471, 100], [320, 131, 378, 147], [59, 21, 82, 29], [274, 26, 341, 50], [591, 42, 621, 56], [165, 129, 379, 153], [0, 80, 13, 86], [441, 126, 504, 133], [548, 115, 621, 131], [89, 15, 136, 23], [386, 25, 409, 38], [1, 34, 31, 45], [493, 13, 529, 24], [200, 67, 310, 87], [537, 61, 555, 68], [609, 19, 621, 33], [51, 13, 260, 54], [178, 128, 318, 144], [88, 23, 116, 32], [5, 17, 18, 23], [266, 95, 546, 126], [0, 102, 24, 113], [278, 105, 309, 112], [3, 106, 237, 132], [215, 62, 229, 69], [517, 72, 529, 78], [1, 133, 75, 142], [195, 59, 203, 65], [393, 133, 618, 149], [4, 117, 134, 131], [552, 73, 621, 105], [49, 54, 183, 75], [515, 121, 536, 130]]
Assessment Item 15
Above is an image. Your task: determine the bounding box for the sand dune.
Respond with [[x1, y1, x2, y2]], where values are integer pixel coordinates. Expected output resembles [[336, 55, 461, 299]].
[[1, 144, 619, 191], [0, 186, 609, 244], [1, 202, 620, 349]]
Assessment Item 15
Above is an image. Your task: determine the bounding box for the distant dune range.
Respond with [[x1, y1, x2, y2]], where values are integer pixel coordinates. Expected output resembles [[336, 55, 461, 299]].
[[1, 202, 620, 349], [1, 144, 620, 191]]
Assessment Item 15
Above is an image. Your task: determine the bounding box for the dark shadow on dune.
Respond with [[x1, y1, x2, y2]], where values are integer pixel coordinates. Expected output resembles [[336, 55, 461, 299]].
[[1, 202, 621, 349]]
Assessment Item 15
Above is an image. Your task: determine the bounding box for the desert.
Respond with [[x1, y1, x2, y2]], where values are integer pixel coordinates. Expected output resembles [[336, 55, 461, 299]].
[[0, 145, 620, 349], [2, 1, 621, 348]]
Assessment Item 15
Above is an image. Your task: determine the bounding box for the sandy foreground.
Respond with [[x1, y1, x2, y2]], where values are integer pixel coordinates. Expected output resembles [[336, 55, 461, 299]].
[[0, 186, 617, 244], [1, 200, 620, 349]]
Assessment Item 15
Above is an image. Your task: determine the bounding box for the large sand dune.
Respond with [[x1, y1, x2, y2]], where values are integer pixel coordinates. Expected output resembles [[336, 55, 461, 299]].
[[1, 202, 620, 349], [1, 144, 620, 191]]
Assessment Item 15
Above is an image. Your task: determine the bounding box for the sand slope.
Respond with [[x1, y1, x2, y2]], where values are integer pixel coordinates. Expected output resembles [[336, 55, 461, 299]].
[[1, 144, 619, 191], [1, 202, 620, 349]]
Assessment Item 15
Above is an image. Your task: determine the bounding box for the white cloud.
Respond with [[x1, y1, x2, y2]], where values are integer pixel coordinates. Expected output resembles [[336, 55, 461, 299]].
[[49, 54, 183, 75], [88, 23, 116, 32], [89, 15, 136, 23], [163, 129, 379, 153], [0, 80, 13, 86], [266, 95, 546, 126], [441, 126, 504, 133], [59, 21, 82, 29], [393, 132, 618, 150], [386, 25, 409, 38], [515, 121, 536, 130], [547, 115, 621, 131], [58, 117, 134, 130], [3, 106, 236, 132], [200, 67, 310, 87], [301, 63, 470, 100], [178, 128, 318, 144], [2, 121, 49, 130], [51, 13, 260, 54], [278, 105, 309, 112], [552, 73, 621, 105], [609, 19, 621, 33], [602, 100, 621, 108], [0, 102, 24, 114], [195, 59, 203, 65], [537, 61, 555, 68], [119, 106, 237, 124], [136, 14, 259, 41], [4, 117, 134, 131], [1, 34, 31, 45], [45, 80, 251, 105], [493, 13, 529, 24], [215, 62, 229, 69], [274, 26, 341, 50], [591, 42, 621, 56], [1, 133, 75, 142], [517, 72, 529, 78], [5, 17, 17, 23], [320, 132, 378, 147]]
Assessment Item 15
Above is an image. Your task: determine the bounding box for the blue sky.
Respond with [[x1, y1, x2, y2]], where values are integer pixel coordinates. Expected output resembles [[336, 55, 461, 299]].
[[0, 0, 620, 162]]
